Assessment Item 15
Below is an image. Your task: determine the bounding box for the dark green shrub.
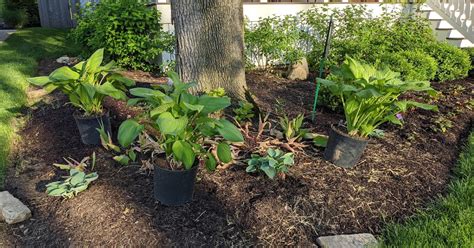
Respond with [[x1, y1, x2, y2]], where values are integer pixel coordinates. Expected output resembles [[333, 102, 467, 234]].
[[3, 0, 39, 27], [381, 50, 438, 81], [2, 8, 28, 28], [70, 0, 174, 72], [426, 42, 471, 81], [464, 48, 474, 77]]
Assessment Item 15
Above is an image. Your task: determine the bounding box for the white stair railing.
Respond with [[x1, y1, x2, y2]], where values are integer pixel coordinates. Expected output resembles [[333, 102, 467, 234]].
[[427, 0, 474, 42]]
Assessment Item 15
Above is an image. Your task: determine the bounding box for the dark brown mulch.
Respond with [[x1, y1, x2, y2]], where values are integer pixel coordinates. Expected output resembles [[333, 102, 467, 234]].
[[1, 67, 472, 246]]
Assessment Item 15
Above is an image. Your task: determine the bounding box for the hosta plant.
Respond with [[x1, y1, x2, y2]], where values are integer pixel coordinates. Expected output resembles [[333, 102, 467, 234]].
[[279, 114, 309, 141], [28, 48, 135, 116], [46, 154, 99, 199], [319, 58, 438, 138], [233, 101, 255, 123], [246, 148, 295, 179], [118, 72, 244, 171]]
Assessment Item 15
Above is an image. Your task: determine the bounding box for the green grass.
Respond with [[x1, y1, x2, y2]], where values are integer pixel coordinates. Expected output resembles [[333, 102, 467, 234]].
[[382, 130, 474, 247], [0, 28, 80, 189]]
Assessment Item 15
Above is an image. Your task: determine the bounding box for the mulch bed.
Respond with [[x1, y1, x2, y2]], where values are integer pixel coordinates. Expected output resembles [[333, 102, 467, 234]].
[[1, 62, 472, 246]]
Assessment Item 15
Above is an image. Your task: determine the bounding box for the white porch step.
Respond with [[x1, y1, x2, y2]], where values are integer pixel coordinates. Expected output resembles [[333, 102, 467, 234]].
[[447, 38, 474, 48]]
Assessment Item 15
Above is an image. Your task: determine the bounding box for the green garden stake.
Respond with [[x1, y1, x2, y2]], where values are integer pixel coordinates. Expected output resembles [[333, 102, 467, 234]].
[[311, 16, 334, 122]]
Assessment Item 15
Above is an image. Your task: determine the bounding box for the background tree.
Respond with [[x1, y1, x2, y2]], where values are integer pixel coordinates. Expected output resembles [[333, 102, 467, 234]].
[[170, 0, 247, 99]]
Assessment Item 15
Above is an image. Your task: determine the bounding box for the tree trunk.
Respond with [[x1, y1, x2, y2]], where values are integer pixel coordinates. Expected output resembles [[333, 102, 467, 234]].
[[171, 0, 247, 99]]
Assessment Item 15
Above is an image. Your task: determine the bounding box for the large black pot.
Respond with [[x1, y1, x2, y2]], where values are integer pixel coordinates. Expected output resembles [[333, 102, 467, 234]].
[[323, 125, 368, 168], [73, 112, 112, 145], [154, 163, 199, 206]]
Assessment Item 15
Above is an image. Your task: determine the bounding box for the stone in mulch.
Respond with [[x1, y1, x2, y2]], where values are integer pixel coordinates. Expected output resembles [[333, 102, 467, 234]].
[[316, 233, 378, 248], [0, 191, 31, 224], [287, 57, 309, 81]]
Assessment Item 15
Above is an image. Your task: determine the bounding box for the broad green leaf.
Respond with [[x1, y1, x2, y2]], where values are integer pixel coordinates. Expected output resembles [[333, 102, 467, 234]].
[[172, 140, 195, 170], [215, 119, 244, 142], [127, 98, 141, 106], [313, 135, 328, 147], [70, 171, 86, 186], [47, 188, 67, 196], [261, 165, 276, 179], [198, 95, 231, 114], [82, 83, 96, 99], [109, 73, 135, 87], [85, 48, 104, 73], [27, 76, 51, 86], [118, 119, 144, 147], [130, 87, 165, 98], [96, 82, 127, 100], [50, 66, 80, 81], [113, 155, 130, 165], [150, 103, 174, 117], [217, 143, 232, 163], [156, 112, 188, 135], [205, 153, 217, 171], [395, 100, 438, 112], [182, 102, 204, 112]]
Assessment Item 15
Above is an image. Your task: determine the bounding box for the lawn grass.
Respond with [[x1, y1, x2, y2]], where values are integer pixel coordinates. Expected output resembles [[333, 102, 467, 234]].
[[0, 28, 79, 189], [382, 130, 474, 247]]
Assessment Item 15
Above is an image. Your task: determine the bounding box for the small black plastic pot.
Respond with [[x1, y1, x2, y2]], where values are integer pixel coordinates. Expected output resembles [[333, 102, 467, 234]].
[[154, 163, 199, 206], [73, 112, 112, 145], [323, 125, 368, 168]]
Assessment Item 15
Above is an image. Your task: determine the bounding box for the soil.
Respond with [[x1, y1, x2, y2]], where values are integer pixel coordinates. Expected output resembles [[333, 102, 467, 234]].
[[0, 63, 472, 246]]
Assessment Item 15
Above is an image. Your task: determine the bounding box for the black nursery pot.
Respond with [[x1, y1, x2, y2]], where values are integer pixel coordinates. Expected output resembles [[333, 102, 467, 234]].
[[154, 164, 199, 206], [73, 112, 111, 145], [323, 125, 369, 168]]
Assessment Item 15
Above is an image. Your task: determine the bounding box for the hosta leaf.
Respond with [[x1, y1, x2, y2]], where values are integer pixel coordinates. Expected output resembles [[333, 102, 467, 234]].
[[27, 76, 51, 86], [217, 143, 232, 163], [215, 119, 244, 142], [150, 103, 174, 117], [130, 87, 166, 98], [50, 66, 80, 81], [313, 135, 328, 148], [113, 155, 130, 165], [205, 153, 217, 171], [118, 119, 144, 148], [109, 73, 135, 87], [197, 95, 231, 114], [70, 171, 86, 186], [156, 112, 188, 135], [85, 48, 104, 73], [96, 82, 126, 100], [47, 188, 67, 196], [172, 140, 195, 170], [261, 165, 277, 179], [182, 102, 204, 112]]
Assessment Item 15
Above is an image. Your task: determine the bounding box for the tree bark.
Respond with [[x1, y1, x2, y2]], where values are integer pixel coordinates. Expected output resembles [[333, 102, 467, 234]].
[[171, 0, 247, 99]]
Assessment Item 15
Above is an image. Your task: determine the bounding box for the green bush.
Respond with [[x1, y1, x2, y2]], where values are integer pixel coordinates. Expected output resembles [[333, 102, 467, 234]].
[[381, 50, 438, 81], [245, 15, 305, 68], [426, 42, 471, 81], [70, 0, 174, 72], [2, 8, 28, 28], [464, 48, 474, 77], [3, 0, 39, 27]]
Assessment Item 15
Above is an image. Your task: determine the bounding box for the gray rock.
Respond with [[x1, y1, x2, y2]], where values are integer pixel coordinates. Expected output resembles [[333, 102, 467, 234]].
[[287, 57, 309, 81], [0, 191, 32, 224], [316, 233, 378, 248]]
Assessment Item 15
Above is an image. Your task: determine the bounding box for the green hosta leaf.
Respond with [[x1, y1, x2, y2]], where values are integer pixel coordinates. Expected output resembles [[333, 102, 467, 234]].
[[82, 83, 96, 99], [73, 61, 85, 71], [127, 98, 141, 106], [217, 143, 232, 163], [50, 66, 80, 81], [128, 150, 137, 162], [215, 119, 244, 142], [156, 112, 188, 135], [246, 164, 257, 173], [96, 82, 127, 100], [182, 102, 204, 112], [71, 184, 88, 193], [172, 140, 195, 170], [261, 165, 277, 179], [395, 100, 438, 112], [70, 171, 86, 186], [27, 76, 51, 86], [198, 95, 231, 114], [47, 187, 67, 197], [313, 135, 328, 148], [85, 172, 99, 183], [118, 119, 144, 147], [150, 103, 174, 117], [205, 153, 217, 171], [85, 48, 104, 73], [113, 155, 130, 165], [130, 87, 166, 98]]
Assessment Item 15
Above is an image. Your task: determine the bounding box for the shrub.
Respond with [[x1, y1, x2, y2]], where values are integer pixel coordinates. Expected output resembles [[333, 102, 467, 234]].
[[463, 48, 474, 77], [381, 50, 438, 81], [2, 8, 28, 28], [426, 42, 471, 81], [70, 0, 174, 72], [3, 0, 39, 27], [245, 15, 304, 68]]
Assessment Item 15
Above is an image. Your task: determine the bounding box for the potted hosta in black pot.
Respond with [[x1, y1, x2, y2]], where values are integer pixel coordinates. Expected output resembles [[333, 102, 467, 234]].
[[118, 72, 243, 206], [318, 58, 438, 168], [28, 48, 135, 145]]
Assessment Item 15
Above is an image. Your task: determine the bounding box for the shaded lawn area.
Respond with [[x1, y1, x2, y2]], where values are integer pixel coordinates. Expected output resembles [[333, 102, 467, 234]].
[[0, 28, 79, 189], [382, 130, 474, 247]]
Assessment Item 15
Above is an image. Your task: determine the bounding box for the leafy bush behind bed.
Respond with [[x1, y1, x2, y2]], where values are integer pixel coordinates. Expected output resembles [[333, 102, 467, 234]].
[[244, 5, 471, 83], [70, 0, 174, 72], [1, 0, 40, 27]]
